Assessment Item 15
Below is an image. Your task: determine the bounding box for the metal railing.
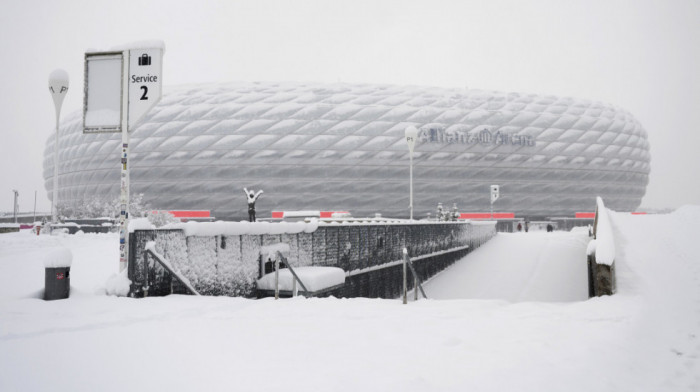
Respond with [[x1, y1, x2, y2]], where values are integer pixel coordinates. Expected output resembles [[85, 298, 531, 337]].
[[270, 250, 308, 299], [402, 248, 428, 304], [144, 245, 200, 296]]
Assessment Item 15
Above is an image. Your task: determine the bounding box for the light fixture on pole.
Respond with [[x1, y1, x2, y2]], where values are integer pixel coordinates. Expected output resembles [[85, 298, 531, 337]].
[[404, 126, 418, 220], [48, 69, 69, 224]]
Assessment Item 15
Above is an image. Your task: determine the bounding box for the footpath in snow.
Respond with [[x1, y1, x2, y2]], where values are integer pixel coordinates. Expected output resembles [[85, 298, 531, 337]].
[[422, 230, 590, 302], [0, 207, 699, 391]]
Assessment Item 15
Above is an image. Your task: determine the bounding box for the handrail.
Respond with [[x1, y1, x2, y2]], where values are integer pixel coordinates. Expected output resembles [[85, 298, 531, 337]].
[[402, 248, 428, 304], [272, 250, 309, 299], [144, 244, 200, 296]]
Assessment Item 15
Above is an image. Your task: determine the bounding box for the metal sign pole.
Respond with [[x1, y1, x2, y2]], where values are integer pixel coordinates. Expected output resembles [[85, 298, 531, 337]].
[[119, 51, 131, 273], [409, 153, 413, 220], [84, 43, 164, 274], [404, 126, 418, 220]]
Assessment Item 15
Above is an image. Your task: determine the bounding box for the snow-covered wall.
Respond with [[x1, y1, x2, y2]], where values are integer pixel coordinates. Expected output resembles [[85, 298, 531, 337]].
[[127, 220, 496, 297]]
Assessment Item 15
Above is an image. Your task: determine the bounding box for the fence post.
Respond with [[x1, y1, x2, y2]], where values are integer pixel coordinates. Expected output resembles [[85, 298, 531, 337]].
[[402, 247, 407, 304], [414, 276, 418, 301], [274, 256, 279, 300]]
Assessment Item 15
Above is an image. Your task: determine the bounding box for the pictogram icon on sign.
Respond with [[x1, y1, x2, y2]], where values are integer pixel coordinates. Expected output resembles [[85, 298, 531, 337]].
[[138, 54, 151, 66]]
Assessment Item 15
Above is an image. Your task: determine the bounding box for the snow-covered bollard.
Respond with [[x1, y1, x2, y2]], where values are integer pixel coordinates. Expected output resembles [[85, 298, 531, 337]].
[[43, 247, 72, 301]]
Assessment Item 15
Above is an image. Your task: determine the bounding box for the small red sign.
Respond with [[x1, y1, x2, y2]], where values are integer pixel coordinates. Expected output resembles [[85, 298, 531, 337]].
[[56, 272, 65, 280]]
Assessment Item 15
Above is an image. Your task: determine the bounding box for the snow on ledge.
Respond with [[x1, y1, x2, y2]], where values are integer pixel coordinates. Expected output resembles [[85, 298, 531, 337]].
[[129, 218, 320, 236], [257, 267, 345, 292], [594, 197, 616, 266], [175, 219, 319, 236], [109, 40, 166, 52]]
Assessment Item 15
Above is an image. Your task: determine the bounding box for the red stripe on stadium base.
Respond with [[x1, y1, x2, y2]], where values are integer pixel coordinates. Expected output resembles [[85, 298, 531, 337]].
[[459, 213, 515, 219], [575, 212, 596, 219], [168, 210, 210, 218]]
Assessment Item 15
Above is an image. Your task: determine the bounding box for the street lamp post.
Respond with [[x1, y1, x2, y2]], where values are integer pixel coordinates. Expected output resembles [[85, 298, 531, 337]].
[[12, 190, 19, 223], [48, 69, 69, 224], [405, 126, 418, 220]]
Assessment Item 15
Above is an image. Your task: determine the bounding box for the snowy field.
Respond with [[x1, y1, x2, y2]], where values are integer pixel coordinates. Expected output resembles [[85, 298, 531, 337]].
[[1, 208, 699, 391]]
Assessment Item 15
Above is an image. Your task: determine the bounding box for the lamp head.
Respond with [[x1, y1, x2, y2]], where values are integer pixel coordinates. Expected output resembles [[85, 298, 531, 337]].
[[405, 125, 418, 154], [48, 69, 69, 120]]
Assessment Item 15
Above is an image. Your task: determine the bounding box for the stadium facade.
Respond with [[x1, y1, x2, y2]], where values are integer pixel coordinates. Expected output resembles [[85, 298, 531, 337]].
[[43, 82, 651, 219]]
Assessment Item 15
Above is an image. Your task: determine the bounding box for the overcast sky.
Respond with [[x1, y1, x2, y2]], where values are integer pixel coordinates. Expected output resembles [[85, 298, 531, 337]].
[[1, 0, 699, 214]]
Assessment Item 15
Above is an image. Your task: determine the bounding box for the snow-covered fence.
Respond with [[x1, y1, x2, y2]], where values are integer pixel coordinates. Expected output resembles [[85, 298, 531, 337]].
[[127, 219, 497, 298], [586, 197, 616, 296]]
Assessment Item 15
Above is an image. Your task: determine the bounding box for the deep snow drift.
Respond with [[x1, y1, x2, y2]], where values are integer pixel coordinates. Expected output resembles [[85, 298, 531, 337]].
[[1, 208, 699, 391]]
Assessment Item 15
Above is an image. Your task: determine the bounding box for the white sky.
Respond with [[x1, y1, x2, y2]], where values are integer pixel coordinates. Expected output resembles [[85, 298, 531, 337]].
[[1, 0, 699, 213]]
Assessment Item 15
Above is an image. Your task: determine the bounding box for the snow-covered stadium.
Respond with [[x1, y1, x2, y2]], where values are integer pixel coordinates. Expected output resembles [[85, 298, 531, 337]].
[[43, 82, 650, 219]]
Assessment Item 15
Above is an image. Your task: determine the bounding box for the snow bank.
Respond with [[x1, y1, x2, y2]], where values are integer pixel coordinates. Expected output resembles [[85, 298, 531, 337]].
[[594, 197, 616, 265], [42, 247, 72, 268], [105, 269, 131, 297], [257, 266, 345, 292]]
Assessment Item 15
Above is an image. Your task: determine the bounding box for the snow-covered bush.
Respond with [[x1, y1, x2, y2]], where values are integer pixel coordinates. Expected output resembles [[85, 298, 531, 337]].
[[56, 193, 149, 220], [147, 210, 179, 227]]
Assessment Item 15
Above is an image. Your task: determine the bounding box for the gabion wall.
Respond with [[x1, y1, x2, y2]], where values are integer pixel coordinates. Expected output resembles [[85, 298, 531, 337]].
[[128, 221, 496, 298]]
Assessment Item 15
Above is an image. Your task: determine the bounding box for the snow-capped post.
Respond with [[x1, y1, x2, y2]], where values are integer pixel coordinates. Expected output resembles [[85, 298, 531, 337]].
[[274, 255, 280, 300], [405, 126, 418, 220], [83, 41, 164, 273], [402, 248, 408, 304], [490, 185, 499, 219], [48, 69, 69, 225]]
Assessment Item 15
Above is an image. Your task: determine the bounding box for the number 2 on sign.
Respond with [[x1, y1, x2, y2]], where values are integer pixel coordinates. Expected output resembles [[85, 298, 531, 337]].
[[140, 86, 148, 100]]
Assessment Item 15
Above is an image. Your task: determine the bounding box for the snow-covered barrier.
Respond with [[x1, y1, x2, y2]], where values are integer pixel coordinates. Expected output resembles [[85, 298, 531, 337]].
[[586, 197, 616, 296], [127, 219, 497, 298]]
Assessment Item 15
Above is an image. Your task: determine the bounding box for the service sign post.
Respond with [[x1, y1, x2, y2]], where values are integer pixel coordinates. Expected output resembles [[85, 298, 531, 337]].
[[83, 44, 164, 273], [490, 185, 499, 219]]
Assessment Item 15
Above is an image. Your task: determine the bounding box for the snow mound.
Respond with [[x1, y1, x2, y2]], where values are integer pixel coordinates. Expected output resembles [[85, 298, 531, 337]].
[[257, 267, 345, 292], [43, 247, 73, 268], [105, 269, 131, 297]]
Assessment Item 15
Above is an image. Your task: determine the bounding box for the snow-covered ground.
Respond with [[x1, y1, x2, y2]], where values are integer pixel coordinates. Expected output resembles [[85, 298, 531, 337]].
[[1, 208, 699, 391], [422, 231, 589, 302]]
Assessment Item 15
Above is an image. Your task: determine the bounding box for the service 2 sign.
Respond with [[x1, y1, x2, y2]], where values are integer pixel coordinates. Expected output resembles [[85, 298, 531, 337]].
[[128, 48, 162, 129]]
